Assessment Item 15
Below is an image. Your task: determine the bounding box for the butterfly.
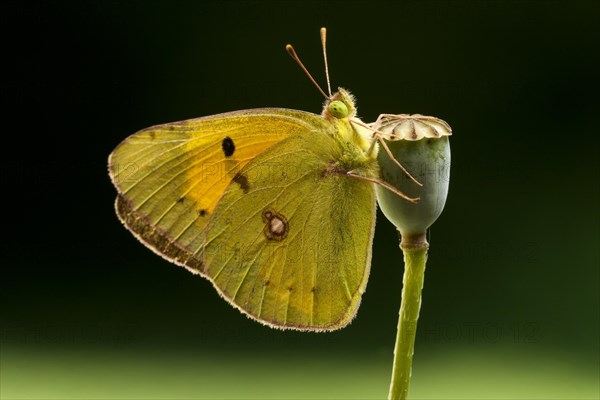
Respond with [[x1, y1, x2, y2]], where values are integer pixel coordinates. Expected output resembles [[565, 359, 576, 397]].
[[108, 28, 450, 331]]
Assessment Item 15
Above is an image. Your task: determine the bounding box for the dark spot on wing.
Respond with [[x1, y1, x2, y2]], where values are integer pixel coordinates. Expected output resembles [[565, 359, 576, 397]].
[[320, 162, 344, 177], [232, 171, 250, 194], [222, 136, 235, 157], [198, 209, 208, 216], [262, 208, 288, 241], [177, 197, 185, 204]]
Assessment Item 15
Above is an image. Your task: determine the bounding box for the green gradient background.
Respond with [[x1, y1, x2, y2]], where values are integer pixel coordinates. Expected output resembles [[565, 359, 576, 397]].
[[2, 1, 598, 399]]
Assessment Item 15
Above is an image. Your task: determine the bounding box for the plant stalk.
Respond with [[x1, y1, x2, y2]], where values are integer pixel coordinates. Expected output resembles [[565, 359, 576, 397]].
[[388, 233, 429, 400]]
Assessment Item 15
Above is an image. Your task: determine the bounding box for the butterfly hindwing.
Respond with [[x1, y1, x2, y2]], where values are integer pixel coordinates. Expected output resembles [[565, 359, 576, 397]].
[[203, 130, 377, 330]]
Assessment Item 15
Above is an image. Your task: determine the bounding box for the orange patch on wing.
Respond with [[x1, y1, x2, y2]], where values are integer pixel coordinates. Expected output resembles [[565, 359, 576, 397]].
[[183, 133, 287, 214]]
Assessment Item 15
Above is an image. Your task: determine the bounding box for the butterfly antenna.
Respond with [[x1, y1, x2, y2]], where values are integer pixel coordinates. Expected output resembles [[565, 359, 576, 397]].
[[286, 43, 330, 99], [320, 27, 333, 97]]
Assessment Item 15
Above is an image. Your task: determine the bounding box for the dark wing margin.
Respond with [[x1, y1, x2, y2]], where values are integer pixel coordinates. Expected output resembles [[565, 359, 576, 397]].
[[115, 194, 205, 273]]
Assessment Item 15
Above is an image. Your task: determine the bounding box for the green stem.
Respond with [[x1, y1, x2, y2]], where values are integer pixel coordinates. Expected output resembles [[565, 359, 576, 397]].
[[388, 233, 429, 400]]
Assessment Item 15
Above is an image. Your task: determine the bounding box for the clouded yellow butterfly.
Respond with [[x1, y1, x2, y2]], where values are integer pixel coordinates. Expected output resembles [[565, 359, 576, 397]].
[[108, 28, 449, 331]]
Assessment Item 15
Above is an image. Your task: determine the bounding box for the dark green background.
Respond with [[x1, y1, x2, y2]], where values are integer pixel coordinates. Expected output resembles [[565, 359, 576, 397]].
[[2, 1, 598, 398]]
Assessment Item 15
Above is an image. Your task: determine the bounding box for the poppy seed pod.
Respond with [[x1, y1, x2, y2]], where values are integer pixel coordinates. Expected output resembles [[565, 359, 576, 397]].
[[374, 114, 452, 237]]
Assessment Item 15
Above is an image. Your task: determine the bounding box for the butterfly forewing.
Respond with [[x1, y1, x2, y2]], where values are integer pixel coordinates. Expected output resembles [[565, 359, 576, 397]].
[[109, 109, 328, 273]]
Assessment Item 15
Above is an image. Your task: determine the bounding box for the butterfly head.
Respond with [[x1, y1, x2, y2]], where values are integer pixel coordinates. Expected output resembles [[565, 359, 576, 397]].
[[324, 88, 357, 120]]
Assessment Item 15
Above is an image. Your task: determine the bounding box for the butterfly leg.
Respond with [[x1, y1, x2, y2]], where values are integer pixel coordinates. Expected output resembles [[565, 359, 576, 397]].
[[351, 118, 422, 187], [370, 113, 400, 133], [372, 134, 422, 187], [346, 170, 419, 204]]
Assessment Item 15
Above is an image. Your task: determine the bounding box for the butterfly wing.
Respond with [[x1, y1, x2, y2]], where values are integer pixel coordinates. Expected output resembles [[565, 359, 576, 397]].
[[109, 109, 377, 331], [109, 109, 329, 273], [203, 130, 377, 331]]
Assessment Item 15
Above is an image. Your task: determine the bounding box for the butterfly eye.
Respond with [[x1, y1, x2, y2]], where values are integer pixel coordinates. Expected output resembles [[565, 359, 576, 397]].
[[328, 100, 349, 119]]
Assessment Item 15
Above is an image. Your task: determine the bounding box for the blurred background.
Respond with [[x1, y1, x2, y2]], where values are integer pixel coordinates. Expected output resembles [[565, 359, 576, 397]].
[[2, 1, 598, 399]]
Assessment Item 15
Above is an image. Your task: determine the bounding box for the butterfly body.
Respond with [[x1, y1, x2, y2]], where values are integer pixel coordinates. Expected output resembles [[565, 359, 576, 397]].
[[109, 89, 381, 330]]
